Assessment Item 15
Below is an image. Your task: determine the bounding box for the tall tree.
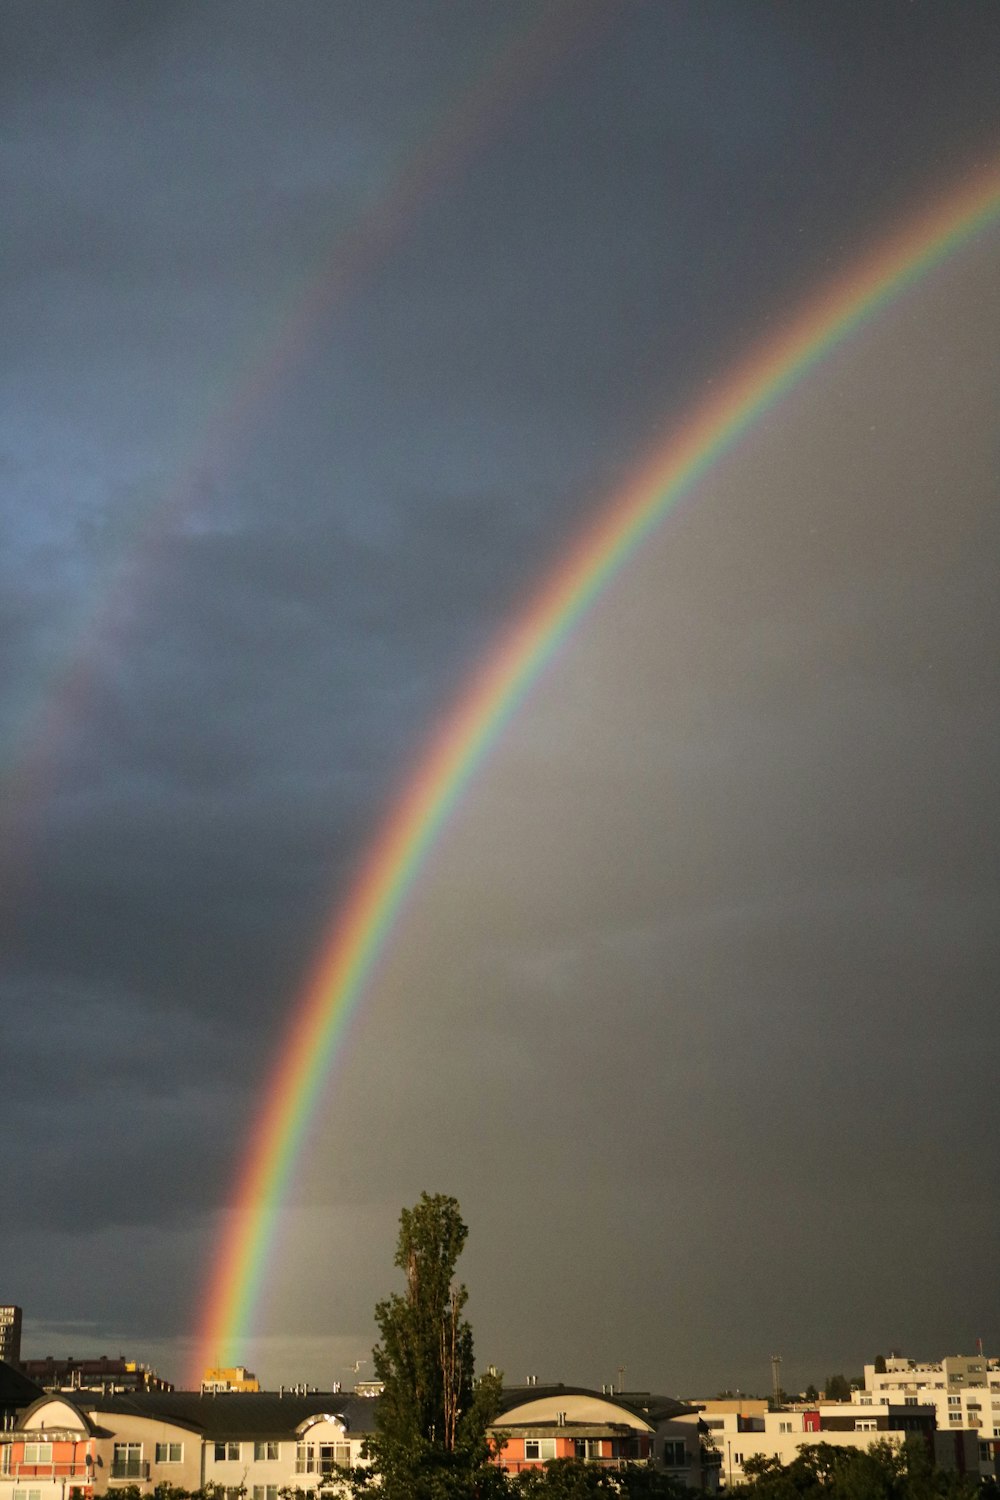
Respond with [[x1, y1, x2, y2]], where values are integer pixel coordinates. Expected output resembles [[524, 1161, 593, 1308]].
[[364, 1193, 502, 1498]]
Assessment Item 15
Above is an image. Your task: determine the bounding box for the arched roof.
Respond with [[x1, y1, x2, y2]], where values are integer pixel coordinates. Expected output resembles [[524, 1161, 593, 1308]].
[[494, 1385, 694, 1431]]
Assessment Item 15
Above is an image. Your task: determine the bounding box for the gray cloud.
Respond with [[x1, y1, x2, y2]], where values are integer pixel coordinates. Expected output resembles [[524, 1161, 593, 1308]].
[[2, 0, 999, 1399]]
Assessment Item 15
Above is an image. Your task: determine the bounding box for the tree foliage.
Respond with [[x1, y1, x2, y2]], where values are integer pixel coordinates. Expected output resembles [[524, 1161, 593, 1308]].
[[737, 1440, 982, 1500], [510, 1460, 691, 1499], [360, 1192, 502, 1499]]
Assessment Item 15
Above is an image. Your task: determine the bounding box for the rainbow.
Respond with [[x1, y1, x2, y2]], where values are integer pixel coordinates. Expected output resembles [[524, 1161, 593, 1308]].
[[192, 162, 1000, 1384]]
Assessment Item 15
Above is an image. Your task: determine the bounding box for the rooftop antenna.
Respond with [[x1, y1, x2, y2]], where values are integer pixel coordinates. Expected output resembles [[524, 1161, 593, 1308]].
[[771, 1355, 782, 1406]]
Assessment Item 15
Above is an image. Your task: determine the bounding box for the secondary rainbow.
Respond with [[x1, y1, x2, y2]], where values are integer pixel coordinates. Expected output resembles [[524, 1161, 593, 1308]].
[[192, 162, 1000, 1384]]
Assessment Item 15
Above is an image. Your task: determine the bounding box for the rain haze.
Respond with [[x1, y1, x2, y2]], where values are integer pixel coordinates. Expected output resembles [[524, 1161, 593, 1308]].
[[2, 2, 999, 1398]]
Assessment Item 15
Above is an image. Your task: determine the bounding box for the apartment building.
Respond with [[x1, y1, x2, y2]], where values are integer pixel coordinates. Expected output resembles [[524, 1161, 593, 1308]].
[[0, 1389, 378, 1500], [699, 1400, 976, 1488], [0, 1383, 712, 1499], [0, 1313, 22, 1369], [490, 1385, 709, 1485], [860, 1354, 1000, 1480], [18, 1359, 172, 1396], [200, 1368, 261, 1394]]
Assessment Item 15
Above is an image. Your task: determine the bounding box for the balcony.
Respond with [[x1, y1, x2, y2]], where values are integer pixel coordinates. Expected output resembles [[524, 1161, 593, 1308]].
[[500, 1458, 628, 1472], [2, 1465, 92, 1480], [109, 1461, 150, 1481]]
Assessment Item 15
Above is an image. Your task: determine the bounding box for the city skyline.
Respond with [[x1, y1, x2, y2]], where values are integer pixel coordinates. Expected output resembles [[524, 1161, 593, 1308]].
[[2, 2, 999, 1394]]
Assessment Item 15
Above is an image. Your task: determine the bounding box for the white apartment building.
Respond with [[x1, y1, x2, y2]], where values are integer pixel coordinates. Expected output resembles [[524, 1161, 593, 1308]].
[[700, 1401, 976, 1489], [859, 1354, 1000, 1481]]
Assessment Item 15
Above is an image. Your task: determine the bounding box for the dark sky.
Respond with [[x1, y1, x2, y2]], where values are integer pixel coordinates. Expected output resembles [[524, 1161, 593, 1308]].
[[2, 1, 999, 1397]]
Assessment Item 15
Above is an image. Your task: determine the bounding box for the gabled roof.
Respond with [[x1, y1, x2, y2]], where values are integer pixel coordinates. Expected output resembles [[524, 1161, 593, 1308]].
[[0, 1362, 44, 1415], [77, 1390, 379, 1440]]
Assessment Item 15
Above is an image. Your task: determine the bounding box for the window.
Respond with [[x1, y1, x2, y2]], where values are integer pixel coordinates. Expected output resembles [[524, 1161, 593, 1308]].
[[155, 1444, 182, 1464], [14, 1489, 42, 1500], [778, 1422, 792, 1434], [318, 1444, 350, 1472], [949, 1396, 961, 1406], [254, 1443, 279, 1462], [112, 1444, 144, 1480], [949, 1413, 962, 1424], [663, 1441, 687, 1466], [214, 1443, 240, 1462], [733, 1453, 744, 1466], [524, 1440, 556, 1461], [22, 1446, 53, 1465], [253, 1487, 278, 1500], [981, 1444, 992, 1461], [574, 1439, 602, 1460], [296, 1444, 315, 1474], [855, 1420, 876, 1432]]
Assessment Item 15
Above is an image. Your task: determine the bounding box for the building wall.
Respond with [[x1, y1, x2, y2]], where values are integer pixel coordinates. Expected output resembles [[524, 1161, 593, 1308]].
[[89, 1411, 203, 1495], [491, 1391, 704, 1486], [1, 1396, 373, 1500], [0, 1396, 95, 1500], [0, 1310, 22, 1368], [703, 1401, 977, 1489], [860, 1355, 1000, 1479]]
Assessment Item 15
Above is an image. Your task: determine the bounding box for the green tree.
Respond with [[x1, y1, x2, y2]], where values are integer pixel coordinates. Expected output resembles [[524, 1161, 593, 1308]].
[[360, 1192, 503, 1499], [511, 1460, 689, 1499], [737, 1439, 981, 1500], [824, 1374, 852, 1402]]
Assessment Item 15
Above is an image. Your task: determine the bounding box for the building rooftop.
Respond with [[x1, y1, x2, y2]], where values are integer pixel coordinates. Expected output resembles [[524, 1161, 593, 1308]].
[[72, 1388, 380, 1440]]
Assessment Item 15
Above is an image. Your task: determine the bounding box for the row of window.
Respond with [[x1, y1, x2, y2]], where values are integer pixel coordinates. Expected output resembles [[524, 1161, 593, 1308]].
[[522, 1441, 607, 1461], [213, 1441, 338, 1464], [52, 1439, 355, 1469]]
